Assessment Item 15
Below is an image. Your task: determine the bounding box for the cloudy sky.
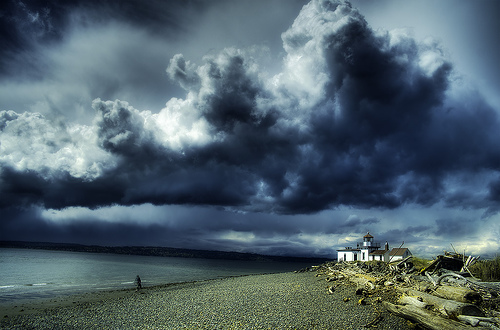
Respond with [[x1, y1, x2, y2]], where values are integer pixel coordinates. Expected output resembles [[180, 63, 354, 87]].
[[1, 0, 499, 258]]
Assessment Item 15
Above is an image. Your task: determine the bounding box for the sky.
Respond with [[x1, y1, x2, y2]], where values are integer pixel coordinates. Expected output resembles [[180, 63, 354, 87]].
[[1, 0, 500, 259]]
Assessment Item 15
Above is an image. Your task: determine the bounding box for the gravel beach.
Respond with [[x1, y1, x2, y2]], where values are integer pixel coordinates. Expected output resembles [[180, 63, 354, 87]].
[[1, 271, 412, 329]]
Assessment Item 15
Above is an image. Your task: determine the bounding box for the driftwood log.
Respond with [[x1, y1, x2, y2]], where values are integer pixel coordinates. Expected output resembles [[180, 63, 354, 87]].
[[432, 285, 483, 304], [318, 260, 497, 329], [398, 295, 428, 309], [404, 288, 485, 318], [383, 301, 481, 330], [457, 315, 500, 328], [338, 269, 377, 291], [436, 272, 468, 286]]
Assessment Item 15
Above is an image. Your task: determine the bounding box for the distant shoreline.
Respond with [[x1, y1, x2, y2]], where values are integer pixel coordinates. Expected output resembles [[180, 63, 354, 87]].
[[0, 240, 331, 264]]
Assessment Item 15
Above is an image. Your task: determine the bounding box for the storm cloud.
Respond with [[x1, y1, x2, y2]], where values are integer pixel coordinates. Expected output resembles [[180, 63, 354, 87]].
[[1, 0, 499, 257], [2, 0, 499, 214]]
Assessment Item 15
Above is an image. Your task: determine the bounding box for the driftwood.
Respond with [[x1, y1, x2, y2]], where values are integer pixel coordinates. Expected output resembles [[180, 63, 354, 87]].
[[398, 295, 428, 309], [433, 285, 483, 304], [315, 255, 498, 330], [421, 253, 466, 274], [457, 315, 500, 328], [404, 288, 485, 318], [363, 310, 382, 328], [461, 255, 479, 277], [339, 269, 377, 291], [436, 272, 468, 286], [383, 301, 478, 330]]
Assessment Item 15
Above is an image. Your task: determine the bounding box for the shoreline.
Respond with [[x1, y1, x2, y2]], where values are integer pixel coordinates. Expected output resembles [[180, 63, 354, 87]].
[[0, 272, 276, 318], [1, 271, 412, 329]]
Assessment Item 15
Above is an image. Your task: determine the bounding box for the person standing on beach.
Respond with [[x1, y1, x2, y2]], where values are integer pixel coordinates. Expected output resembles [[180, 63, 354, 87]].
[[135, 275, 142, 290]]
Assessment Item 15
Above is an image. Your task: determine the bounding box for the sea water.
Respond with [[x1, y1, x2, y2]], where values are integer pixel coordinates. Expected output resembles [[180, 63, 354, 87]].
[[0, 248, 314, 304]]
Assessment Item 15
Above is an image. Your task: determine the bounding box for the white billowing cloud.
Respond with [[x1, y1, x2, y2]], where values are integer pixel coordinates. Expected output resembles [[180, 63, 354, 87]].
[[276, 1, 360, 110], [92, 96, 215, 154], [0, 110, 111, 180], [153, 98, 213, 151]]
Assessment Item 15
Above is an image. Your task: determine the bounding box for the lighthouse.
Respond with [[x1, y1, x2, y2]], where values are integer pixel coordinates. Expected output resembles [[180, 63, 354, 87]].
[[362, 232, 375, 247]]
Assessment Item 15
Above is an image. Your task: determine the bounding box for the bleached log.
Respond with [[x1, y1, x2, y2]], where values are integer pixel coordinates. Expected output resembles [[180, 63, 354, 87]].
[[457, 315, 500, 327], [436, 272, 468, 286], [478, 322, 500, 330], [340, 269, 380, 282], [339, 269, 378, 291], [461, 256, 479, 275], [383, 301, 476, 330], [433, 285, 483, 304], [405, 289, 485, 318], [426, 271, 438, 286], [398, 295, 428, 309]]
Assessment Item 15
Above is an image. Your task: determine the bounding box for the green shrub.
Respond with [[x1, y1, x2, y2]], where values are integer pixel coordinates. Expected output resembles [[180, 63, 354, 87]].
[[469, 256, 500, 282], [411, 257, 432, 271]]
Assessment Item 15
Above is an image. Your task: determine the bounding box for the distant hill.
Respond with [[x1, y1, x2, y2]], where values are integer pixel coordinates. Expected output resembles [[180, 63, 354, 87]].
[[0, 240, 331, 264]]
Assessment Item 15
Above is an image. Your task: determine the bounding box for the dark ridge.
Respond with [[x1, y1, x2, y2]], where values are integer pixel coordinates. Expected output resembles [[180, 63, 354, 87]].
[[0, 240, 331, 264]]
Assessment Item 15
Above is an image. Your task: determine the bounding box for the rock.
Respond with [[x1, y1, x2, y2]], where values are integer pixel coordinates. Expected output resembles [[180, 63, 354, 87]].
[[355, 287, 365, 295]]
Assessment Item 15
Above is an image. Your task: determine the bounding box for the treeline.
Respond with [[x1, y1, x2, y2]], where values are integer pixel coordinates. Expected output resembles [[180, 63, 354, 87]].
[[0, 240, 330, 264]]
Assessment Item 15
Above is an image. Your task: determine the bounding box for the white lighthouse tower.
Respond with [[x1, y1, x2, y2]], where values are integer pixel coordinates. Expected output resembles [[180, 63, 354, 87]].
[[358, 232, 380, 261]]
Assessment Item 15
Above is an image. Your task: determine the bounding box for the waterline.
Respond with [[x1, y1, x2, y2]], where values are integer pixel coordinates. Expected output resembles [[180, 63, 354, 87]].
[[0, 248, 314, 304]]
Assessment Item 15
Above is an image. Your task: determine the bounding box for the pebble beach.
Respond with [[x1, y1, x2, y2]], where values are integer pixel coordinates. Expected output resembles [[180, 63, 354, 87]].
[[1, 271, 412, 329]]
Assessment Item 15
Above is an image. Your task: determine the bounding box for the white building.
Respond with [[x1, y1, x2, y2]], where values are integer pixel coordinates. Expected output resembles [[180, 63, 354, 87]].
[[337, 232, 411, 262], [369, 248, 389, 262], [388, 247, 412, 261]]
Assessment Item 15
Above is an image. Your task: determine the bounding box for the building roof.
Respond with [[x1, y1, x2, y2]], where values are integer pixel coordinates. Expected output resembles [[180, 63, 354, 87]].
[[389, 248, 409, 256], [363, 232, 374, 238], [369, 250, 387, 255]]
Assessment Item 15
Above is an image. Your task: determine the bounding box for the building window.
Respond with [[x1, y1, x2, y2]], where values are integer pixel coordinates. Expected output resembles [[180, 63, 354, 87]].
[[362, 252, 365, 260]]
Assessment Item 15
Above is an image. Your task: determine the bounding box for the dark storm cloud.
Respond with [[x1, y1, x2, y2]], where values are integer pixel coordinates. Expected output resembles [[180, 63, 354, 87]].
[[0, 0, 305, 117], [435, 217, 477, 238], [0, 206, 178, 247], [1, 0, 500, 219], [1, 0, 58, 51], [0, 0, 208, 118], [379, 226, 431, 246], [0, 0, 203, 58]]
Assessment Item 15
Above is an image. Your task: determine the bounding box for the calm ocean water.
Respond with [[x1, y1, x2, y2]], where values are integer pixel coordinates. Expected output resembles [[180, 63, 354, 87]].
[[0, 248, 315, 304]]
